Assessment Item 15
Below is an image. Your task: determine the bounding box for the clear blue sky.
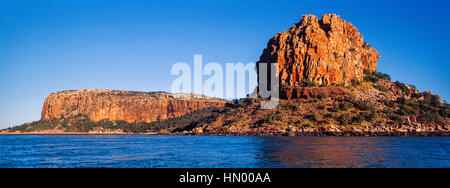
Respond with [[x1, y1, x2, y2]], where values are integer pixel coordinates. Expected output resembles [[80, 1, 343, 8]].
[[0, 0, 449, 129]]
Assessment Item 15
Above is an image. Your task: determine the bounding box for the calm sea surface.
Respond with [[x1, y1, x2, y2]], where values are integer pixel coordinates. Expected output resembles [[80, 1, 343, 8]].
[[0, 135, 449, 168]]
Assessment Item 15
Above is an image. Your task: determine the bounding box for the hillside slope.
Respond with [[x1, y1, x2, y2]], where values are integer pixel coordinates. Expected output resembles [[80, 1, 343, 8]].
[[168, 74, 450, 136]]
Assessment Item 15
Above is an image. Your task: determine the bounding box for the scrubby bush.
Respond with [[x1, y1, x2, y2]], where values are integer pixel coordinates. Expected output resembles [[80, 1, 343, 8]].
[[288, 118, 302, 126], [338, 113, 352, 125], [397, 109, 409, 116], [396, 97, 410, 105], [391, 114, 403, 122], [353, 99, 376, 111], [374, 85, 388, 92], [380, 109, 391, 115], [423, 94, 442, 107], [303, 80, 318, 87], [439, 107, 449, 118], [339, 101, 354, 111], [363, 69, 391, 82], [331, 104, 340, 112], [411, 93, 422, 99], [303, 123, 314, 128], [353, 113, 366, 124], [353, 111, 378, 124], [364, 70, 379, 82], [375, 72, 391, 81], [317, 93, 327, 100], [420, 113, 439, 123], [263, 112, 283, 123], [395, 81, 410, 95], [306, 113, 319, 122], [363, 42, 372, 48], [391, 93, 448, 123]]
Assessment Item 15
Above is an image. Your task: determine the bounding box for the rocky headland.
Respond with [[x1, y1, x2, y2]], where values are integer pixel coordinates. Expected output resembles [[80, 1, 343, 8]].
[[2, 90, 227, 134], [2, 14, 449, 136]]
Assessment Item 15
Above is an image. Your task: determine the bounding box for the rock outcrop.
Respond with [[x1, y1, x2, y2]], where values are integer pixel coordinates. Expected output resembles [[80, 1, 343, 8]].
[[257, 14, 380, 87], [41, 89, 227, 123]]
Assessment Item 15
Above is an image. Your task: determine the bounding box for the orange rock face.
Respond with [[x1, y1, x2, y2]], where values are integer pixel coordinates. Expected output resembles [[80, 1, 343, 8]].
[[41, 89, 227, 123], [257, 14, 380, 87]]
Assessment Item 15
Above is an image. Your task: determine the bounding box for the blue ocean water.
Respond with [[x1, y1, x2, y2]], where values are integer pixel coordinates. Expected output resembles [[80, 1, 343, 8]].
[[0, 135, 449, 168]]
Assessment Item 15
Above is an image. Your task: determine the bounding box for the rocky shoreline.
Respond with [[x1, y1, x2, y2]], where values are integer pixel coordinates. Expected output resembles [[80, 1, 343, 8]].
[[2, 122, 450, 137], [184, 123, 450, 137], [2, 131, 449, 137], [188, 131, 450, 137], [0, 131, 158, 136]]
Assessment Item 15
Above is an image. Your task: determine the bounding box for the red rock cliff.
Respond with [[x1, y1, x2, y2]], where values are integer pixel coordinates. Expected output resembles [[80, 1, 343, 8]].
[[41, 89, 227, 123], [257, 14, 380, 87]]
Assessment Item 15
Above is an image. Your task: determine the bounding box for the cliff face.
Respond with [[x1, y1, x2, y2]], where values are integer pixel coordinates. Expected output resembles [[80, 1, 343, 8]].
[[41, 89, 227, 123], [257, 14, 380, 87]]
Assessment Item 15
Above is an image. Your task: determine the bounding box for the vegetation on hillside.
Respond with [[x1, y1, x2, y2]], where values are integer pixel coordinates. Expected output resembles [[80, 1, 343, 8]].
[[3, 71, 449, 135], [5, 107, 226, 134]]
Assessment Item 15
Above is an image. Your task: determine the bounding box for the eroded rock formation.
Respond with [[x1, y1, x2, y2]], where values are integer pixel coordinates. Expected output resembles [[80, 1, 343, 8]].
[[41, 89, 227, 123], [257, 14, 380, 87]]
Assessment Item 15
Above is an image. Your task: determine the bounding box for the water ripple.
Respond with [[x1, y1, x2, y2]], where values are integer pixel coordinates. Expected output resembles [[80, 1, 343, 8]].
[[0, 135, 449, 168]]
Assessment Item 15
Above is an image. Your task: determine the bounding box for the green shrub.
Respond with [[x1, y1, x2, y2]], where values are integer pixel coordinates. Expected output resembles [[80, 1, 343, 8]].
[[411, 93, 422, 99], [439, 107, 449, 118], [317, 93, 327, 100], [288, 118, 302, 125], [338, 113, 352, 125], [369, 111, 379, 120], [353, 111, 377, 124], [353, 99, 376, 111], [364, 74, 379, 82], [397, 109, 409, 116], [363, 69, 391, 81], [306, 113, 318, 121], [395, 81, 410, 94], [420, 113, 439, 123], [376, 72, 391, 81], [264, 112, 283, 123], [423, 94, 442, 107], [396, 97, 409, 105], [363, 42, 372, 48], [391, 114, 403, 122], [381, 109, 391, 114], [339, 101, 354, 110], [363, 69, 379, 82], [374, 85, 388, 92], [303, 80, 318, 87], [353, 113, 366, 124], [303, 123, 314, 128], [332, 104, 340, 112]]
